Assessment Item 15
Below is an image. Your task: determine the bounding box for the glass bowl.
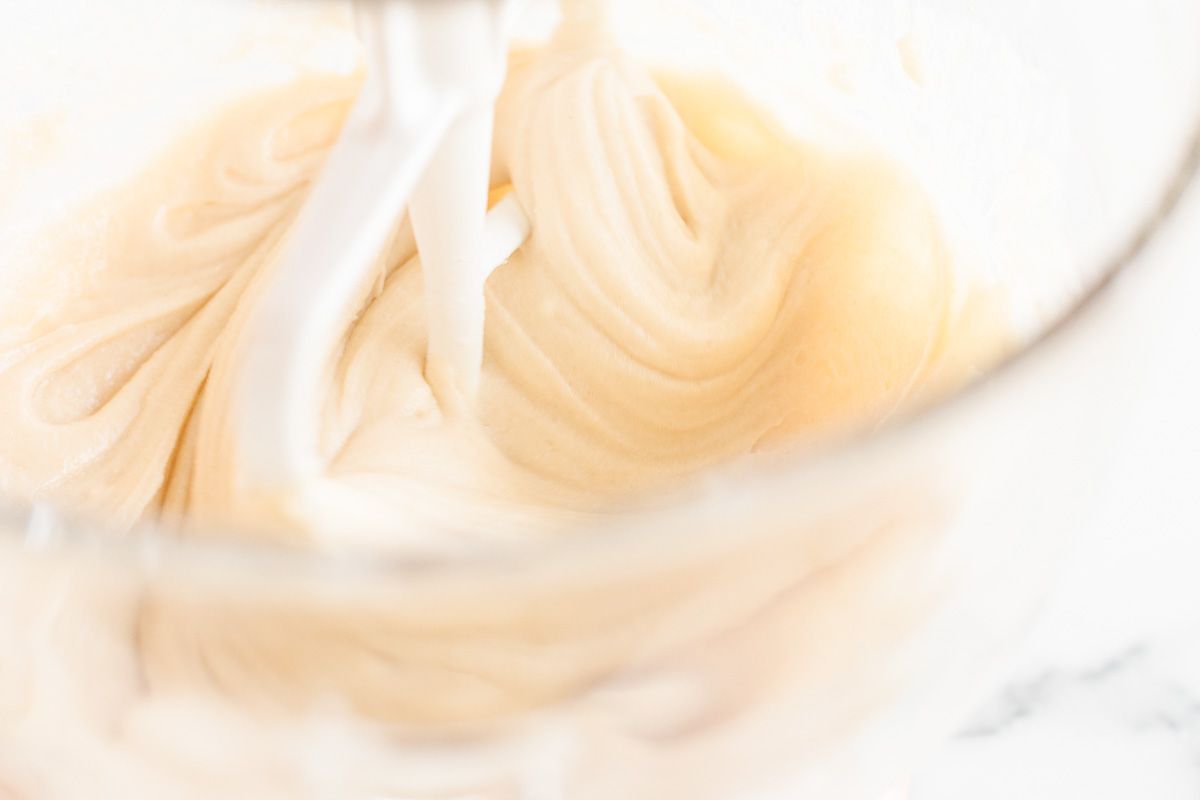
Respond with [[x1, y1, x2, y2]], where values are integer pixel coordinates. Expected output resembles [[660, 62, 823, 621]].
[[1, 1, 1198, 798]]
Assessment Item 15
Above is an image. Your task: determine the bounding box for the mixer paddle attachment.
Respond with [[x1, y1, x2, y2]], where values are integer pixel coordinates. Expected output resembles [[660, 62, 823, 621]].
[[236, 0, 528, 498]]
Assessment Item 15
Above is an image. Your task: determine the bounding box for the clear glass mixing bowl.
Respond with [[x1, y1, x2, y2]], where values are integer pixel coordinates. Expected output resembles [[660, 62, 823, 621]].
[[1, 1, 1198, 798]]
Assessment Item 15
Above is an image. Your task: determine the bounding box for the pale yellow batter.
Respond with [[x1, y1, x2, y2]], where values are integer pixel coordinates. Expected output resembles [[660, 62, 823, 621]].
[[0, 21, 991, 549]]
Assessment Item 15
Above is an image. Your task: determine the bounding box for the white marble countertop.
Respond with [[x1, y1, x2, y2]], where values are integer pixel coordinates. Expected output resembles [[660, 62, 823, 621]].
[[912, 173, 1200, 799]]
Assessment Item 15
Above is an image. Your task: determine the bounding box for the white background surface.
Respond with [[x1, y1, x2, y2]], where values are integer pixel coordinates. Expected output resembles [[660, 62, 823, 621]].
[[912, 160, 1200, 798]]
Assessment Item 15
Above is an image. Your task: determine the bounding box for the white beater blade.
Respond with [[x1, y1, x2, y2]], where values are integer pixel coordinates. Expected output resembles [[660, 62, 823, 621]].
[[237, 0, 527, 495]]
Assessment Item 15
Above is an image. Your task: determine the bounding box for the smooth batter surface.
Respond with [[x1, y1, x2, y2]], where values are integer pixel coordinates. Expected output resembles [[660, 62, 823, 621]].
[[0, 19, 986, 551]]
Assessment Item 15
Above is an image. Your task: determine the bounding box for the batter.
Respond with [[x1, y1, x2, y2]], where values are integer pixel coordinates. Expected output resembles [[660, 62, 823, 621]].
[[0, 8, 993, 551]]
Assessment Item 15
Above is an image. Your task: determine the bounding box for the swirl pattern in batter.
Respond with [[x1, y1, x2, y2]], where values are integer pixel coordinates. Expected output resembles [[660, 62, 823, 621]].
[[0, 24, 980, 552]]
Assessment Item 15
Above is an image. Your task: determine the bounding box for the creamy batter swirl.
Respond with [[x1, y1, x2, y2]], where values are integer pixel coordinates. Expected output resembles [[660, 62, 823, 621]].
[[0, 25, 966, 551]]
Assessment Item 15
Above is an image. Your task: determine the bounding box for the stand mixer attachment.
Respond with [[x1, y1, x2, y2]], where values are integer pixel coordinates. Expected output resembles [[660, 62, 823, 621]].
[[237, 0, 529, 496]]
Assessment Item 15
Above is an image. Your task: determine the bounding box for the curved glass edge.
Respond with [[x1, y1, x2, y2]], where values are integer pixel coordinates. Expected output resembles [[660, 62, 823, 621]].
[[2, 98, 1199, 584]]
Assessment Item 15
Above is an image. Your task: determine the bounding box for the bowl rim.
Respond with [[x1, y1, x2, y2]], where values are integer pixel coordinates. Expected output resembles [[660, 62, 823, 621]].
[[3, 80, 1200, 586]]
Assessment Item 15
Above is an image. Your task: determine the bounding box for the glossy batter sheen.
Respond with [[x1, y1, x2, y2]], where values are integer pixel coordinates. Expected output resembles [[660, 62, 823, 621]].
[[0, 24, 972, 550]]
